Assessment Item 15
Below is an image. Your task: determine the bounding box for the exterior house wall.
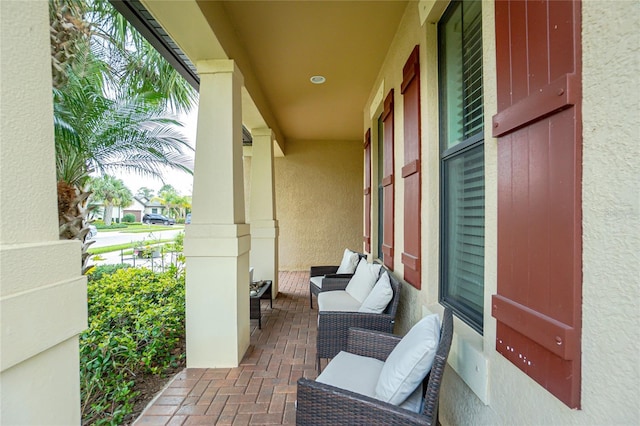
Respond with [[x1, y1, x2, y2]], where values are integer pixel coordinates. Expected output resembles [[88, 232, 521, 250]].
[[363, 2, 421, 332], [122, 210, 142, 222], [364, 1, 639, 424], [123, 197, 147, 221], [145, 203, 165, 215], [273, 139, 363, 271]]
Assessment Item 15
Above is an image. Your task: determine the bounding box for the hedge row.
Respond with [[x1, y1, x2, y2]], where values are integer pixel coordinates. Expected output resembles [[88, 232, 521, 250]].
[[81, 267, 185, 425]]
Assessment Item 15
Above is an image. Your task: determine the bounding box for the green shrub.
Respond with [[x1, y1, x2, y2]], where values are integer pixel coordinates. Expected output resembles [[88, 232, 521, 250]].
[[122, 213, 136, 223], [80, 268, 185, 425], [93, 219, 105, 226], [87, 264, 130, 282], [95, 223, 128, 229]]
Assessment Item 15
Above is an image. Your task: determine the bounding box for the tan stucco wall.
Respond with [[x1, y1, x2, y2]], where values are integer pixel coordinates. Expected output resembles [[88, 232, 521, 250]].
[[269, 139, 363, 271], [579, 0, 640, 421], [363, 0, 639, 424]]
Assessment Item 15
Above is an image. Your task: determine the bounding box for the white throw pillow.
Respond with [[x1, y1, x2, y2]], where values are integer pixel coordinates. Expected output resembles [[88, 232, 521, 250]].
[[344, 259, 382, 304], [374, 314, 441, 405], [358, 272, 393, 313], [336, 249, 360, 274]]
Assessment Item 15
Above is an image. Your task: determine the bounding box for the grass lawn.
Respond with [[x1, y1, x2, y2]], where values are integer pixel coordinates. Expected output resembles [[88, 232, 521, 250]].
[[97, 224, 184, 233], [88, 239, 174, 255], [122, 225, 183, 233]]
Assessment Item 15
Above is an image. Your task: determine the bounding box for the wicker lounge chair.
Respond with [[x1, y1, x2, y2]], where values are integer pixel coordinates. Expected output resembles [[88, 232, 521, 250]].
[[315, 269, 400, 371], [297, 308, 454, 425], [309, 251, 366, 308]]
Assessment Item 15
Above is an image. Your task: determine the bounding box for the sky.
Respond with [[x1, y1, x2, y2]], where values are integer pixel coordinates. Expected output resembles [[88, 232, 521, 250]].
[[117, 106, 198, 198]]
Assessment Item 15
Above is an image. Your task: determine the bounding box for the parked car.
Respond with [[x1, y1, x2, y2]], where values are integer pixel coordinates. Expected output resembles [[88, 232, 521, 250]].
[[142, 213, 176, 225], [185, 213, 192, 224], [87, 224, 98, 239]]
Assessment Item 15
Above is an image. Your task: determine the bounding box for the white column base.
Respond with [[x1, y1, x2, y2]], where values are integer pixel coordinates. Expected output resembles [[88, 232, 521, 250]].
[[1, 338, 82, 425], [184, 224, 251, 367], [250, 220, 279, 297], [0, 241, 86, 425]]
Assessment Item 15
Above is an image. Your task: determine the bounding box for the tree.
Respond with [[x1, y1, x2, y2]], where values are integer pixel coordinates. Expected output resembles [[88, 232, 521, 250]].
[[88, 0, 197, 113], [54, 73, 193, 184], [89, 175, 133, 225], [152, 185, 191, 220], [158, 184, 178, 196], [49, 0, 91, 90], [174, 195, 192, 220], [50, 0, 197, 272], [154, 185, 180, 218], [136, 187, 155, 200]]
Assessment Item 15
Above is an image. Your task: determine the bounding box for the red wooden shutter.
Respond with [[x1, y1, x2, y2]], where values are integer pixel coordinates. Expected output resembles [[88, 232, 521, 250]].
[[492, 0, 582, 408], [364, 129, 372, 253], [401, 46, 421, 289], [381, 90, 394, 270]]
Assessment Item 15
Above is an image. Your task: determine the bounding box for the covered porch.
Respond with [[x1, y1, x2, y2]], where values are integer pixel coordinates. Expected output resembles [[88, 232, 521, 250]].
[[1, 0, 637, 425], [134, 271, 312, 425]]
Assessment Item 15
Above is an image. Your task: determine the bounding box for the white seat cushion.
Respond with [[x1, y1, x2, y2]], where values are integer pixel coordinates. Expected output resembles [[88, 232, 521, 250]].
[[336, 248, 360, 274], [344, 259, 382, 304], [316, 351, 384, 398], [310, 275, 324, 289], [358, 271, 393, 313], [318, 290, 362, 312], [374, 314, 440, 405], [317, 351, 424, 414]]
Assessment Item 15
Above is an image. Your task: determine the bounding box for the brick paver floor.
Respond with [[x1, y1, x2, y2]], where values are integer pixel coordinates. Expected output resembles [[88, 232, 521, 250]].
[[134, 271, 317, 425]]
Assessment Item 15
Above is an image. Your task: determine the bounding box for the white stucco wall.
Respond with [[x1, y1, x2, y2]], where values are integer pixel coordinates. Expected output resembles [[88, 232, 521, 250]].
[[364, 0, 639, 424], [0, 1, 87, 424]]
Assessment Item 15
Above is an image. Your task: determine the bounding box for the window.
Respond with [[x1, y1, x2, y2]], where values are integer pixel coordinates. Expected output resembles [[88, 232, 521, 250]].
[[438, 0, 485, 333]]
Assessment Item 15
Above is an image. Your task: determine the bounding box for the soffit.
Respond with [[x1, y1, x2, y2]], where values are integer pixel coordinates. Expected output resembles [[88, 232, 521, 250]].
[[200, 0, 408, 142]]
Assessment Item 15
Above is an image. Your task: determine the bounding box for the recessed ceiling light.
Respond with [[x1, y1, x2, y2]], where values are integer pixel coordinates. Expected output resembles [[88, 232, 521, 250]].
[[310, 75, 326, 84]]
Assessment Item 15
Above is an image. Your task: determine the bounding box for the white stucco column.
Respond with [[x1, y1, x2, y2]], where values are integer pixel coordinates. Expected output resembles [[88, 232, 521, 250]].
[[0, 1, 87, 424], [184, 60, 250, 367], [249, 128, 280, 296]]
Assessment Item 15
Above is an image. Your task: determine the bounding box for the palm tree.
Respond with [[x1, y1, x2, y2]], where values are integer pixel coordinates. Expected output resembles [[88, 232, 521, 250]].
[[175, 195, 192, 221], [154, 184, 182, 219], [54, 72, 193, 182], [54, 68, 194, 272], [89, 0, 197, 113], [90, 175, 133, 225], [49, 0, 197, 272], [49, 0, 91, 90]]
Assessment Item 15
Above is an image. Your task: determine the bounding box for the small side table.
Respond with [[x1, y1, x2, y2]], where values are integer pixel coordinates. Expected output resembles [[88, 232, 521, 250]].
[[250, 280, 272, 329]]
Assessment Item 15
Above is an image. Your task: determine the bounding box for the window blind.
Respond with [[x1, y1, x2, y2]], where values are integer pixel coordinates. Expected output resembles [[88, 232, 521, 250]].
[[445, 146, 485, 315], [439, 0, 485, 332]]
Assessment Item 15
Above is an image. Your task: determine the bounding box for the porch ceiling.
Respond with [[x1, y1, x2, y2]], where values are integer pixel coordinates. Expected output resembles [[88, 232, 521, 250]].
[[142, 0, 408, 144]]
